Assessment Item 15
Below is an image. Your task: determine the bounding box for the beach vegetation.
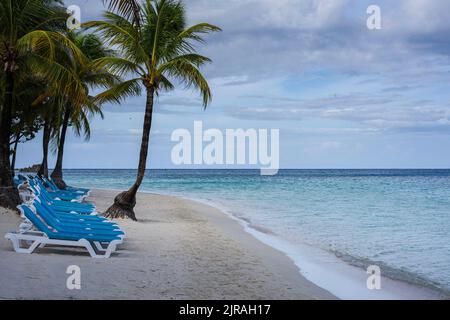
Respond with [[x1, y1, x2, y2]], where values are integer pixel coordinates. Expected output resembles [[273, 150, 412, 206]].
[[0, 0, 72, 209], [86, 0, 221, 220], [0, 0, 219, 216], [49, 32, 122, 189], [0, 0, 126, 209]]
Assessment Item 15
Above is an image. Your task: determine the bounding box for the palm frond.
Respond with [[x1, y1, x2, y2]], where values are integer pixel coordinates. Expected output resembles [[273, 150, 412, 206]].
[[25, 54, 85, 107], [83, 14, 147, 63], [102, 0, 142, 27], [159, 58, 212, 107], [87, 0, 220, 109], [160, 53, 211, 68], [18, 30, 87, 65], [92, 56, 146, 77], [158, 74, 174, 91], [178, 23, 222, 45], [93, 78, 142, 105]]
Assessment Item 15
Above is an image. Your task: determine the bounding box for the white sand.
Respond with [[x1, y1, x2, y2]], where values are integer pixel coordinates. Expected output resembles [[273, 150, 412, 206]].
[[0, 189, 335, 300]]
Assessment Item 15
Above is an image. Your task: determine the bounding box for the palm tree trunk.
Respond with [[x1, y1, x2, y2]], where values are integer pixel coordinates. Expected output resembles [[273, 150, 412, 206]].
[[50, 107, 70, 189], [0, 69, 21, 210], [105, 86, 155, 221], [38, 118, 51, 178], [10, 131, 20, 176]]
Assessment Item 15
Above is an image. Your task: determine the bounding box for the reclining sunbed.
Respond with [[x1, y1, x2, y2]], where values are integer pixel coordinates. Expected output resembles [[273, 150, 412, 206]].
[[5, 205, 124, 258]]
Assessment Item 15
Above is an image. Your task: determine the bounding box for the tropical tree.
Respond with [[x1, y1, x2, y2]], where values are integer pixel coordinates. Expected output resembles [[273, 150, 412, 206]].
[[86, 0, 221, 220], [9, 75, 47, 174], [0, 0, 72, 209], [50, 32, 121, 189], [37, 100, 59, 178]]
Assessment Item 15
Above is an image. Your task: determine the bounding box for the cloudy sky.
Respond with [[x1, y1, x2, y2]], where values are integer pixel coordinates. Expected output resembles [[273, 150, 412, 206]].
[[17, 0, 450, 169]]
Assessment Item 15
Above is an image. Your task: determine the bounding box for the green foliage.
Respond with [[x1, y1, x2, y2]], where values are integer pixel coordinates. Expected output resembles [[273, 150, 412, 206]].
[[0, 0, 130, 163], [86, 0, 221, 108], [0, 0, 221, 173]]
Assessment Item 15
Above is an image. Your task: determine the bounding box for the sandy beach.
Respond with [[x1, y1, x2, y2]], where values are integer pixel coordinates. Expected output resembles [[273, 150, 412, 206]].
[[0, 189, 335, 300]]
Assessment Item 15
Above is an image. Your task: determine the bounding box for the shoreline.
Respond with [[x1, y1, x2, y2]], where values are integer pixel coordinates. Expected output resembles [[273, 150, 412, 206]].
[[0, 188, 446, 299], [0, 189, 335, 300], [136, 189, 448, 300]]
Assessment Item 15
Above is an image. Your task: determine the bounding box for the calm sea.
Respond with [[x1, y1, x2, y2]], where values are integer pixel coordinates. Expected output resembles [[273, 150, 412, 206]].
[[62, 169, 450, 295]]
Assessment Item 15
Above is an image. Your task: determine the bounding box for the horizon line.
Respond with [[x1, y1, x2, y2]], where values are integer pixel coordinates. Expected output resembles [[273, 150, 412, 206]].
[[22, 168, 450, 170]]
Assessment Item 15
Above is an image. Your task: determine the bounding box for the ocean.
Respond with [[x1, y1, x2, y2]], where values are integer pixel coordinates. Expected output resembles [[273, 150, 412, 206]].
[[61, 169, 450, 297]]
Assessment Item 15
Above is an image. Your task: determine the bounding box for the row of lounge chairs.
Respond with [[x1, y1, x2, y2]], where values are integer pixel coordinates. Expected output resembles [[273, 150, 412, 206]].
[[5, 176, 125, 258]]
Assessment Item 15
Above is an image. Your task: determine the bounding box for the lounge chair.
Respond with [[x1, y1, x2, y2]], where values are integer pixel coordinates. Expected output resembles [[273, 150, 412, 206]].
[[5, 205, 124, 258], [28, 178, 83, 201], [29, 184, 96, 214], [32, 200, 122, 232], [36, 193, 96, 215], [40, 177, 89, 197], [44, 177, 90, 195], [34, 179, 87, 202]]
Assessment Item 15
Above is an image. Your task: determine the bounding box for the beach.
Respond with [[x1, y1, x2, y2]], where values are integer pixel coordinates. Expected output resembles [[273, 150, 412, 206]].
[[0, 189, 335, 300], [1, 0, 449, 307]]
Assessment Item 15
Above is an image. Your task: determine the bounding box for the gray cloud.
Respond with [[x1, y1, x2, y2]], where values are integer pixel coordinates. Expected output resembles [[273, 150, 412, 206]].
[[70, 0, 450, 81], [16, 1, 450, 169], [75, 1, 450, 134], [226, 90, 450, 133], [183, 0, 450, 84], [101, 93, 205, 113]]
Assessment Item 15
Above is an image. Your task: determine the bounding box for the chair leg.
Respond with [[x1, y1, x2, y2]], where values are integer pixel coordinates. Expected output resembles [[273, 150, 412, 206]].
[[79, 239, 101, 258], [25, 240, 42, 254], [93, 241, 107, 252], [84, 240, 121, 258], [103, 240, 121, 259], [6, 234, 42, 254], [6, 234, 20, 252]]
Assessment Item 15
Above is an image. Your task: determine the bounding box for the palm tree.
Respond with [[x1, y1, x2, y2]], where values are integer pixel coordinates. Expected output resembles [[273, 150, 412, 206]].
[[86, 0, 221, 220], [0, 0, 73, 209], [38, 100, 59, 178], [50, 32, 122, 189], [9, 75, 47, 174], [50, 102, 101, 189]]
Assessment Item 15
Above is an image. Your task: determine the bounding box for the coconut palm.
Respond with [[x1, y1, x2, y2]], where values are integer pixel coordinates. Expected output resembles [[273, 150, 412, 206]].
[[50, 32, 126, 189], [9, 75, 47, 175], [37, 100, 59, 178], [0, 0, 81, 209], [86, 0, 221, 220], [103, 0, 142, 26], [50, 101, 103, 189]]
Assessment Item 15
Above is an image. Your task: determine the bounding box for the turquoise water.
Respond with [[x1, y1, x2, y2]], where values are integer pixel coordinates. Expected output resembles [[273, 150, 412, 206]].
[[62, 169, 450, 294]]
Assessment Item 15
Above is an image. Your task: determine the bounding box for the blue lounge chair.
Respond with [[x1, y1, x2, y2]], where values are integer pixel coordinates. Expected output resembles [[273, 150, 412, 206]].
[[34, 179, 86, 202], [29, 184, 96, 214], [37, 193, 96, 215], [44, 177, 90, 195], [33, 200, 120, 231], [40, 177, 89, 197], [31, 202, 124, 237], [28, 178, 82, 201], [5, 205, 124, 258]]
